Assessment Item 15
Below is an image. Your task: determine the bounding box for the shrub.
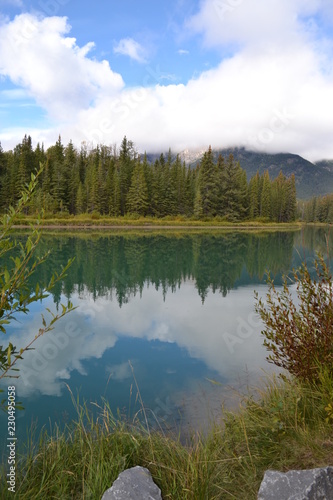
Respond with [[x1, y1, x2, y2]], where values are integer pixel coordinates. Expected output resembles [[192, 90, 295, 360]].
[[255, 254, 333, 383]]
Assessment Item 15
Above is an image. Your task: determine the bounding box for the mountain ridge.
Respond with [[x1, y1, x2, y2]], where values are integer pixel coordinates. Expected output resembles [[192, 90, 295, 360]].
[[147, 147, 333, 199]]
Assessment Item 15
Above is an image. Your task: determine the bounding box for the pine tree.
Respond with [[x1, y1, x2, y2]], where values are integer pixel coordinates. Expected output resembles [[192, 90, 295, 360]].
[[35, 142, 46, 168], [63, 140, 77, 212], [126, 159, 149, 215], [110, 169, 121, 216], [47, 135, 65, 211], [197, 146, 219, 217], [163, 149, 177, 216], [271, 171, 289, 222], [184, 167, 195, 216], [236, 167, 248, 220], [76, 182, 86, 214], [285, 174, 297, 221], [86, 159, 98, 213], [150, 157, 163, 216], [118, 136, 135, 215], [260, 171, 271, 219], [15, 135, 36, 197], [248, 172, 260, 219], [220, 154, 247, 221], [194, 186, 203, 219]]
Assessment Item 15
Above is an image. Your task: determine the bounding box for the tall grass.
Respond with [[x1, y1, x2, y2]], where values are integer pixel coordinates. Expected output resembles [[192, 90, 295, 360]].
[[1, 375, 332, 499]]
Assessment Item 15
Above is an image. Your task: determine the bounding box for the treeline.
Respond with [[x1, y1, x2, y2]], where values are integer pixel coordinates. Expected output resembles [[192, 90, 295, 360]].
[[0, 135, 297, 221], [301, 194, 333, 223]]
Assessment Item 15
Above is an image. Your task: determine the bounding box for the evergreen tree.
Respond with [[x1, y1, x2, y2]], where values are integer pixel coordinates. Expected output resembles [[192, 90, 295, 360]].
[[260, 171, 271, 219], [236, 167, 248, 220], [220, 154, 246, 221], [126, 159, 149, 215], [285, 174, 297, 221], [76, 181, 86, 214], [16, 135, 37, 198], [35, 142, 46, 168], [47, 135, 65, 211], [110, 169, 121, 216], [197, 146, 219, 217], [86, 159, 98, 213], [248, 172, 260, 219], [63, 140, 77, 212], [271, 171, 287, 222], [150, 157, 163, 216], [184, 167, 195, 216], [118, 136, 135, 215], [163, 149, 177, 215]]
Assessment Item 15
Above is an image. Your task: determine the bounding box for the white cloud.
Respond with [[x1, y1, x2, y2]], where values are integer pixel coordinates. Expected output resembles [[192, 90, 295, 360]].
[[186, 0, 320, 50], [0, 14, 124, 121], [0, 5, 333, 161], [113, 37, 148, 63], [75, 45, 333, 160], [178, 48, 189, 55]]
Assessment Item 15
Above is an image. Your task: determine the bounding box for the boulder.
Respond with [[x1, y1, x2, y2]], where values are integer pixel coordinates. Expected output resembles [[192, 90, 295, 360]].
[[101, 466, 162, 500], [258, 467, 333, 500]]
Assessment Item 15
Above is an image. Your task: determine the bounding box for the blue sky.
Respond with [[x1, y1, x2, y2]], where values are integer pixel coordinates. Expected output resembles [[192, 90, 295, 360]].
[[1, 0, 333, 160]]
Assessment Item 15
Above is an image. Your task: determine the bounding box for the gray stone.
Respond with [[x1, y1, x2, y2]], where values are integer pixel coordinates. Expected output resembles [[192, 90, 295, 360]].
[[258, 467, 333, 500], [101, 466, 162, 500]]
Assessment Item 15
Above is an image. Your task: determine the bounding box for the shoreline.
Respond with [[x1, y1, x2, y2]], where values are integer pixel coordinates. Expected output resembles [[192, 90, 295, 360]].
[[12, 222, 304, 231]]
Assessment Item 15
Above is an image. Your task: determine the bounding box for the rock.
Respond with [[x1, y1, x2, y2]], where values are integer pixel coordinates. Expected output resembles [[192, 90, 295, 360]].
[[101, 466, 162, 500], [258, 467, 333, 500]]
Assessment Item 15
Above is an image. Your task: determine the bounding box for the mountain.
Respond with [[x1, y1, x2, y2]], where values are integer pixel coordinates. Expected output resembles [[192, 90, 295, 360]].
[[315, 159, 333, 173], [210, 149, 333, 199], [147, 148, 333, 199]]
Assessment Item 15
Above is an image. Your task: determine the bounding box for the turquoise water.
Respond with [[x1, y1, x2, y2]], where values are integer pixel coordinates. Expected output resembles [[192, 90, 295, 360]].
[[0, 227, 330, 449]]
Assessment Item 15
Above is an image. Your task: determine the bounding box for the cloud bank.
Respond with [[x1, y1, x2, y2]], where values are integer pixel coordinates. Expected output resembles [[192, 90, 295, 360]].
[[0, 1, 333, 161]]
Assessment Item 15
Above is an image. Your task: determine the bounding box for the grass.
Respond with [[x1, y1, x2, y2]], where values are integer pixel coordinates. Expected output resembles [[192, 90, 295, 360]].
[[1, 375, 332, 499], [11, 212, 304, 230]]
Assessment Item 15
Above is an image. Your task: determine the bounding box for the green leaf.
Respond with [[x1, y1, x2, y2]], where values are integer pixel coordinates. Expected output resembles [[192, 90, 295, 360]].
[[7, 344, 11, 366]]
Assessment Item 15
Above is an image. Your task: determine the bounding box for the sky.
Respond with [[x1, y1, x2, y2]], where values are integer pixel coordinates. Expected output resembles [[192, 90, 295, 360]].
[[0, 0, 333, 160]]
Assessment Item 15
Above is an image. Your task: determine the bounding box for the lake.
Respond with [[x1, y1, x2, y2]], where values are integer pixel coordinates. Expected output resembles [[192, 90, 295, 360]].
[[0, 226, 331, 449]]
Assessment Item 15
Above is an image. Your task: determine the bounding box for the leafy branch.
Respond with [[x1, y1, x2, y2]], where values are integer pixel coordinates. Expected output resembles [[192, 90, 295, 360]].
[[0, 166, 75, 393]]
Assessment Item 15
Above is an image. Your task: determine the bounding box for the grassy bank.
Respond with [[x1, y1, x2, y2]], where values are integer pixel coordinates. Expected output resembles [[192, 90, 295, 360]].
[[11, 213, 304, 230], [1, 375, 332, 499]]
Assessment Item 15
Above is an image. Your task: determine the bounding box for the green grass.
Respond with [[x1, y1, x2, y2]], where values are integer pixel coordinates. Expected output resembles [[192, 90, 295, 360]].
[[11, 212, 304, 230], [1, 376, 332, 499]]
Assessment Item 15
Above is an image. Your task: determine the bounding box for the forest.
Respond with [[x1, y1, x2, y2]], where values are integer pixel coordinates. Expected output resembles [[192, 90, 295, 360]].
[[301, 193, 333, 223], [0, 135, 297, 222]]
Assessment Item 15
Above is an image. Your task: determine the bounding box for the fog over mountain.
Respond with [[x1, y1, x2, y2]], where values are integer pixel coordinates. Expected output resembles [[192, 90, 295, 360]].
[[147, 147, 333, 199]]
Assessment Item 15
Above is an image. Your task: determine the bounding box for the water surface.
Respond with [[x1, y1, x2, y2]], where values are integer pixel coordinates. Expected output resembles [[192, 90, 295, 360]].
[[0, 227, 330, 448]]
